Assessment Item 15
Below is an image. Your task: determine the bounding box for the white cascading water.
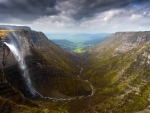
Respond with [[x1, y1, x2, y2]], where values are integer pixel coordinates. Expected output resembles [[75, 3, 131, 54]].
[[4, 42, 35, 95], [3, 42, 74, 101]]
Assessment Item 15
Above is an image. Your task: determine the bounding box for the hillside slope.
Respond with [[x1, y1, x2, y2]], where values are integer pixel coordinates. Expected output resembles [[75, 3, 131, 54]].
[[78, 31, 150, 113]]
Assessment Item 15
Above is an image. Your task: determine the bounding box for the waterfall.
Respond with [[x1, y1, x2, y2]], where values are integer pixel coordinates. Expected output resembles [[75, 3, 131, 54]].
[[3, 33, 94, 101], [4, 42, 35, 95]]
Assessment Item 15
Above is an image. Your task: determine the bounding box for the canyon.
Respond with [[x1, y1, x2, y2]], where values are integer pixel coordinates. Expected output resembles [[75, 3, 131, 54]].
[[1, 27, 150, 113]]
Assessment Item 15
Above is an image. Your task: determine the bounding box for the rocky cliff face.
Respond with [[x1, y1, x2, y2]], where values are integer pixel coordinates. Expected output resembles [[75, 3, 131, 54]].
[[1, 30, 92, 97], [0, 29, 92, 112]]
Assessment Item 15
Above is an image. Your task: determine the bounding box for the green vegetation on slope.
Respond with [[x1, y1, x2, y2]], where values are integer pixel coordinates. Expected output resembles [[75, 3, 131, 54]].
[[73, 44, 85, 53], [55, 32, 150, 113]]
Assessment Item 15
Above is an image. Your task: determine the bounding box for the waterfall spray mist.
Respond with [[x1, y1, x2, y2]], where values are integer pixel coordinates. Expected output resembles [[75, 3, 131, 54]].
[[4, 42, 35, 95]]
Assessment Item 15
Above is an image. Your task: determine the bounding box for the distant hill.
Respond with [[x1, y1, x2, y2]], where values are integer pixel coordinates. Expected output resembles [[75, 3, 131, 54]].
[[52, 39, 76, 51], [83, 35, 110, 45], [47, 33, 111, 53], [52, 39, 75, 46], [46, 33, 110, 44]]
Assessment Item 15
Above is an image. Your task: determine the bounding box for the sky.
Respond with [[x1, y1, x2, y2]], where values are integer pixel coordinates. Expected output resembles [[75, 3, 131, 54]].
[[0, 0, 150, 33]]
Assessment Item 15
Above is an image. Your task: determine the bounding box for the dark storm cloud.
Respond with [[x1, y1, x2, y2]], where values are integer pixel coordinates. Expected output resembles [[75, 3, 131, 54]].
[[0, 0, 60, 22], [70, 0, 150, 20], [0, 0, 149, 23]]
